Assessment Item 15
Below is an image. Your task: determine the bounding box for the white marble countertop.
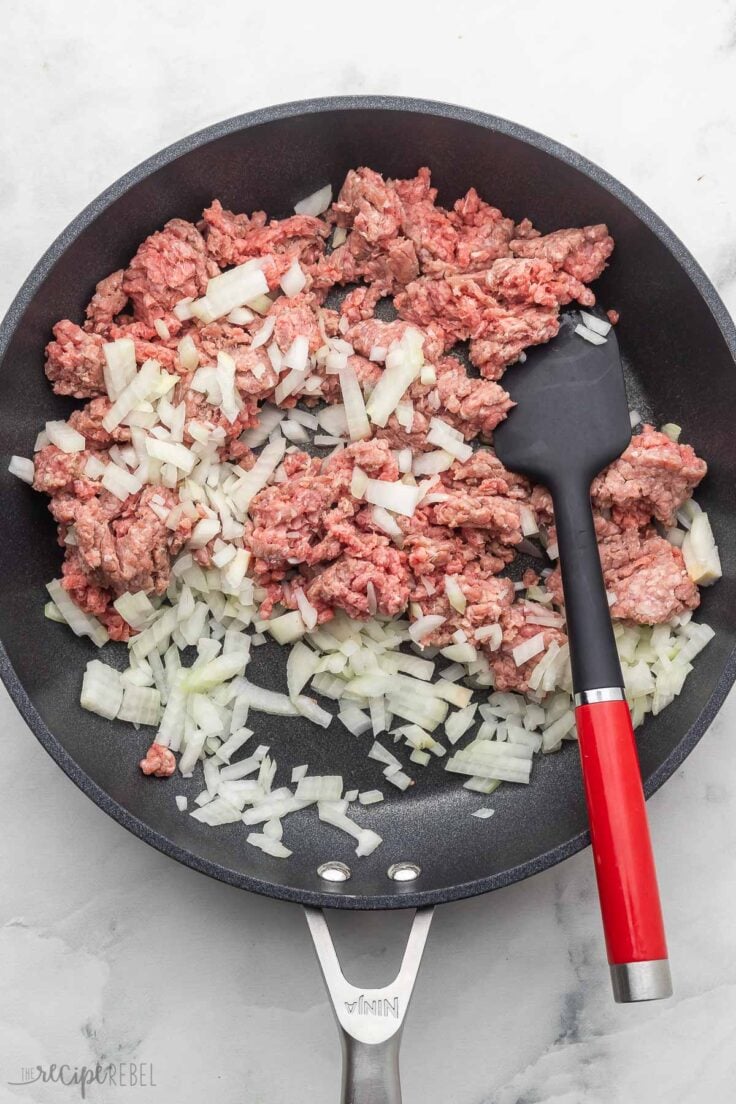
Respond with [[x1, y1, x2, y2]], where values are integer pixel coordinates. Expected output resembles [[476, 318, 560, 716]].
[[2, 2, 736, 1101]]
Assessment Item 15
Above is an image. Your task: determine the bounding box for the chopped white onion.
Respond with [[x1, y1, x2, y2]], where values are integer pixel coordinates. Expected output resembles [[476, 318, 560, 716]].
[[45, 421, 86, 454], [365, 478, 420, 518], [578, 311, 612, 337], [103, 338, 137, 401], [294, 184, 332, 217], [339, 363, 371, 441], [8, 456, 34, 484], [280, 259, 307, 298], [574, 323, 608, 346]]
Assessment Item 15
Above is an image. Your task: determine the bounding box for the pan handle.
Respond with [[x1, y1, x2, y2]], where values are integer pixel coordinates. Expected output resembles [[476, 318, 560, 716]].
[[304, 906, 434, 1103]]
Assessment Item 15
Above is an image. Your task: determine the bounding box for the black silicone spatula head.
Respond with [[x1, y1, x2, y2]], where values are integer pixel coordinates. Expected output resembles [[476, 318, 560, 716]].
[[493, 312, 631, 496], [493, 307, 631, 696]]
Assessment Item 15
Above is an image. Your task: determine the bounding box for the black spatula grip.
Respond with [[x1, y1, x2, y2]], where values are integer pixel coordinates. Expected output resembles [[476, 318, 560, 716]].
[[552, 482, 624, 692]]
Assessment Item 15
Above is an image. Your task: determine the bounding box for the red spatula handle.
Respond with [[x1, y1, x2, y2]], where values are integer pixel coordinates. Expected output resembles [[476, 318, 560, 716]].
[[575, 696, 671, 1001]]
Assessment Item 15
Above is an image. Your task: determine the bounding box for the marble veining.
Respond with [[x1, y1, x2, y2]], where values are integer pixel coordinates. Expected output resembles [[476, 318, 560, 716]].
[[2, 1, 736, 1100]]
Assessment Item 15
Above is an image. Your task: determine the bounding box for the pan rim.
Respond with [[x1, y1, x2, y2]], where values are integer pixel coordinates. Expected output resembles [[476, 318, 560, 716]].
[[1, 94, 735, 909]]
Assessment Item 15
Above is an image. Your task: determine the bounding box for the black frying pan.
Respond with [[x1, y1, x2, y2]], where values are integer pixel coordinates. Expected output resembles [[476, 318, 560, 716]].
[[1, 96, 735, 1100]]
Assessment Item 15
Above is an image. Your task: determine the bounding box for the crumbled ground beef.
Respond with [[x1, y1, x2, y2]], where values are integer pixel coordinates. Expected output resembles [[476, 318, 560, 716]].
[[68, 397, 132, 448], [202, 200, 330, 271], [412, 573, 515, 647], [123, 219, 219, 328], [547, 524, 700, 625], [45, 321, 108, 398], [85, 270, 129, 334], [34, 166, 710, 686], [591, 423, 707, 527], [140, 743, 176, 777], [489, 604, 568, 693]]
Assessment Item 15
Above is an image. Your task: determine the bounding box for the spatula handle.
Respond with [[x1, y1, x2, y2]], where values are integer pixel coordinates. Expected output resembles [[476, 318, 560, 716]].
[[575, 695, 671, 1001], [552, 482, 671, 1002]]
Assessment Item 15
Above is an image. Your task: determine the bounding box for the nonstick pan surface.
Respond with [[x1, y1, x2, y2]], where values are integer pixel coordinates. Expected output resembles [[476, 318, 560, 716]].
[[1, 96, 734, 909]]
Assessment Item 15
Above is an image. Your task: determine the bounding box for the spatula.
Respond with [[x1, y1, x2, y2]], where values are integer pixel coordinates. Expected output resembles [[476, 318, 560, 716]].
[[493, 312, 672, 1003]]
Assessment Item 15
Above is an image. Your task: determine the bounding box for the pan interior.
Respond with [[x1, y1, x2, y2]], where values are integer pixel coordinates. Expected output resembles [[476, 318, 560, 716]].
[[1, 100, 734, 907]]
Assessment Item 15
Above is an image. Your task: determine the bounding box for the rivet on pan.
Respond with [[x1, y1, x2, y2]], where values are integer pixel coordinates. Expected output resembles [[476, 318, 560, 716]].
[[318, 861, 352, 883], [387, 862, 421, 882]]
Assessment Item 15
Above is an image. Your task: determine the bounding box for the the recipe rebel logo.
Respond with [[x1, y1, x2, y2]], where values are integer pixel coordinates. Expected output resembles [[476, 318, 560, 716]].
[[6, 1062, 157, 1097]]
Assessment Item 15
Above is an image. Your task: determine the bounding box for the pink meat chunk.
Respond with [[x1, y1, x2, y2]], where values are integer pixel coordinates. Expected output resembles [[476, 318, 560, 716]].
[[433, 357, 513, 439], [365, 356, 512, 451], [443, 187, 518, 273], [403, 521, 514, 580], [269, 294, 325, 355], [84, 270, 128, 333], [33, 445, 100, 498], [45, 320, 107, 398], [140, 743, 176, 778], [426, 449, 529, 547], [193, 323, 279, 398], [202, 199, 330, 270], [469, 305, 560, 379], [305, 545, 410, 621], [509, 224, 614, 284], [592, 424, 707, 527], [410, 572, 515, 647], [248, 440, 397, 575], [488, 604, 567, 693], [391, 167, 459, 271], [68, 397, 132, 448], [176, 371, 259, 444], [441, 448, 530, 498], [547, 525, 700, 625], [71, 486, 183, 597], [344, 317, 445, 365], [395, 263, 574, 378], [122, 219, 218, 328], [333, 167, 404, 245], [432, 493, 523, 543]]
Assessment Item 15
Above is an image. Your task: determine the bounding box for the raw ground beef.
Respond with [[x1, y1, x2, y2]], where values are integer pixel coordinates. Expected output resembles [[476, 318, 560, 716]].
[[411, 573, 515, 647], [33, 165, 710, 703], [547, 524, 700, 625], [140, 743, 176, 777], [45, 321, 108, 398], [85, 270, 128, 334], [591, 423, 707, 527], [123, 219, 219, 328], [202, 200, 330, 272], [489, 604, 567, 693]]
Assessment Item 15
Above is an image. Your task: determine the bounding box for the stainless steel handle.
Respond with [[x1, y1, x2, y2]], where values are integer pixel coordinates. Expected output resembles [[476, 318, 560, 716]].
[[304, 906, 434, 1103]]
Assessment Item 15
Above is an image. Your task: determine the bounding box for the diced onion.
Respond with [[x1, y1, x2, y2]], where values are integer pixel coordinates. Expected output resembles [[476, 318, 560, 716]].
[[574, 323, 608, 346], [408, 615, 445, 645], [294, 184, 332, 217], [230, 437, 286, 512], [81, 660, 123, 719], [103, 338, 137, 400], [338, 363, 371, 441], [195, 262, 270, 322], [682, 512, 721, 585], [101, 463, 142, 500], [512, 633, 546, 667], [280, 259, 307, 298], [578, 310, 612, 337], [8, 456, 34, 484], [365, 478, 420, 517], [445, 576, 467, 613], [46, 579, 109, 647], [365, 330, 424, 427], [45, 421, 86, 454], [177, 334, 199, 371], [426, 418, 473, 462]]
